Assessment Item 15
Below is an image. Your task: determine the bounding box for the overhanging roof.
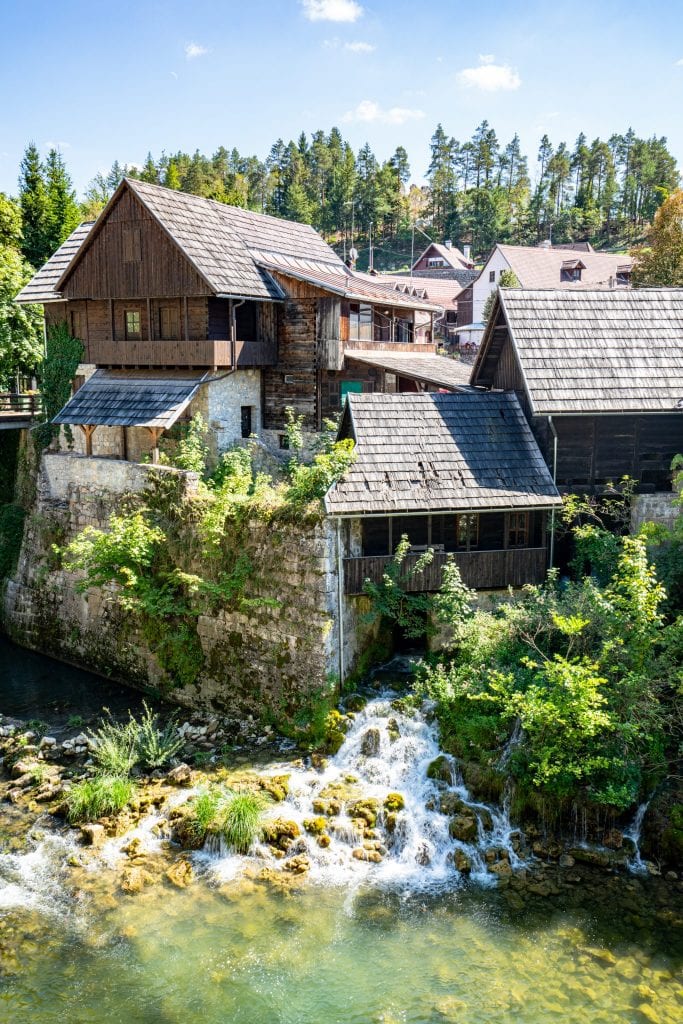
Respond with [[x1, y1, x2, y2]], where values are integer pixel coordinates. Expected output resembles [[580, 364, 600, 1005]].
[[15, 222, 94, 304], [53, 370, 206, 428], [325, 391, 561, 516], [345, 351, 472, 390]]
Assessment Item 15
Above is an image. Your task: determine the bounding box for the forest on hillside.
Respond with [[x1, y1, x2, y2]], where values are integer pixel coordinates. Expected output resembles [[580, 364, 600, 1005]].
[[0, 122, 679, 388]]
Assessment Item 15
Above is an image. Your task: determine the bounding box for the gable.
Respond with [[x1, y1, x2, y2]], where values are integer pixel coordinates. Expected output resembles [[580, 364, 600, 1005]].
[[60, 186, 214, 300]]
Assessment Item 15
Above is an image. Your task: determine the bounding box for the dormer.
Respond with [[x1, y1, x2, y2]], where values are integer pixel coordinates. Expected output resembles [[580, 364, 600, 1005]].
[[560, 258, 585, 283]]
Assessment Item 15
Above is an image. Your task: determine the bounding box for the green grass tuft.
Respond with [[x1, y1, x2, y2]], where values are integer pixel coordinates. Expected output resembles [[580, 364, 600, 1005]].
[[66, 776, 134, 822]]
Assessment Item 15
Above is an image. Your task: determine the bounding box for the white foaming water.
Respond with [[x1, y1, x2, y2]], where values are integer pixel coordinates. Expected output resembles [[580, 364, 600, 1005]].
[[624, 798, 652, 875], [203, 695, 524, 890], [0, 830, 77, 915]]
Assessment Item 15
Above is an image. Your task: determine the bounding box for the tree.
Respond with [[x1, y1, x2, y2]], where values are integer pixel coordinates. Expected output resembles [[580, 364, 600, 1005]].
[[631, 190, 683, 286], [44, 149, 80, 256], [0, 193, 22, 248], [18, 142, 49, 267], [0, 246, 43, 389]]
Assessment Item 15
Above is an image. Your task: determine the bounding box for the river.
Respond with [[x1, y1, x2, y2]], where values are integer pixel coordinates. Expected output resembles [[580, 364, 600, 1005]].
[[0, 640, 681, 1023]]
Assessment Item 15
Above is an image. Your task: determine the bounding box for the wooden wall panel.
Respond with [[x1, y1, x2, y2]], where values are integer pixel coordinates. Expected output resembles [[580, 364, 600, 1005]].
[[263, 298, 317, 429], [62, 187, 211, 299]]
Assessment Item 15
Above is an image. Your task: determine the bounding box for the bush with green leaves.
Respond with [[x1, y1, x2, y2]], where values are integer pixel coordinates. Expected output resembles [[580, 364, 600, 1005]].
[[66, 776, 134, 823], [135, 701, 183, 768], [89, 702, 182, 775], [419, 535, 669, 811]]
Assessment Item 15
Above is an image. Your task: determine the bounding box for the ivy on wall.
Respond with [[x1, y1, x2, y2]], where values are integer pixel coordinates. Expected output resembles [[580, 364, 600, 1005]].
[[33, 321, 83, 451]]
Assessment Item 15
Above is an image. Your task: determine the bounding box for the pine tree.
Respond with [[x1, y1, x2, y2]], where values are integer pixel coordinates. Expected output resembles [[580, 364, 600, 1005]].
[[18, 143, 49, 267], [44, 149, 80, 256]]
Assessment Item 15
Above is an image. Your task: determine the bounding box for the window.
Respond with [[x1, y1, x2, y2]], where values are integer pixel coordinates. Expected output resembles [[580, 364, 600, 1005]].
[[489, 270, 496, 283], [240, 406, 253, 439], [122, 226, 141, 263], [507, 512, 529, 548], [427, 257, 446, 268], [456, 513, 479, 551], [159, 305, 179, 340], [560, 259, 584, 283], [70, 310, 84, 339], [125, 310, 141, 340], [349, 303, 373, 341], [362, 518, 391, 556], [396, 318, 414, 343], [235, 301, 257, 339]]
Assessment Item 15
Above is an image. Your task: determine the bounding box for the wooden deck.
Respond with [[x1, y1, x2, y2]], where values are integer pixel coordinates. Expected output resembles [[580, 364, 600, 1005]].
[[343, 547, 549, 595], [0, 393, 42, 429], [82, 338, 277, 368]]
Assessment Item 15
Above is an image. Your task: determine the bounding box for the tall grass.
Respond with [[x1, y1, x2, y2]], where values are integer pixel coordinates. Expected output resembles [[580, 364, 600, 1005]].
[[66, 776, 134, 822], [217, 791, 266, 854], [135, 702, 183, 768], [89, 702, 182, 776]]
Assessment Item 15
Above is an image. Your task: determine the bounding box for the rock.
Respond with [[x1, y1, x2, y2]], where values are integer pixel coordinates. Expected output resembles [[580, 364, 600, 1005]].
[[387, 718, 401, 743], [488, 859, 513, 878], [166, 858, 194, 888], [384, 813, 398, 834], [166, 763, 193, 786], [581, 946, 617, 966], [262, 819, 301, 852], [310, 753, 328, 770], [449, 814, 478, 843], [602, 829, 624, 850], [475, 806, 493, 832], [303, 817, 327, 835], [285, 854, 310, 874], [384, 792, 405, 813], [426, 756, 453, 784], [454, 849, 471, 873], [121, 837, 142, 858], [120, 866, 155, 894], [559, 854, 575, 868], [344, 694, 367, 712], [317, 834, 331, 849], [360, 728, 381, 757], [636, 1004, 661, 1024], [39, 736, 57, 749], [415, 843, 431, 866], [347, 798, 379, 828], [261, 775, 289, 802], [11, 759, 35, 779], [80, 824, 106, 847]]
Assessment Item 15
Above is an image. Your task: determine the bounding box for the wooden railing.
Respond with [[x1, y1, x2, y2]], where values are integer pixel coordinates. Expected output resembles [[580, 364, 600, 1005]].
[[343, 547, 549, 595], [344, 340, 437, 354], [0, 392, 42, 421], [82, 338, 277, 368]]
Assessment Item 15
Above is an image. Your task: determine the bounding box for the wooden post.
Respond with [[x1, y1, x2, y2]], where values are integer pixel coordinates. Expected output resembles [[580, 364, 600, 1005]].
[[184, 297, 189, 343], [109, 299, 115, 342], [146, 426, 162, 463], [147, 297, 152, 342], [79, 424, 96, 456], [121, 426, 128, 461]]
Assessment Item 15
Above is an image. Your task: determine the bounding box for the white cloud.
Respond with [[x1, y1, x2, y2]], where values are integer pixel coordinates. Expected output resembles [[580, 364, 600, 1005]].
[[301, 0, 363, 22], [675, 58, 683, 66], [44, 140, 71, 150], [170, 71, 179, 79], [185, 42, 208, 60], [344, 40, 375, 53], [342, 99, 425, 125], [457, 57, 521, 92]]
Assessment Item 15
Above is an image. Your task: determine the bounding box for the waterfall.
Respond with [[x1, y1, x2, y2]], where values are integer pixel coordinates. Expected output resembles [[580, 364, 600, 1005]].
[[206, 694, 526, 889], [624, 798, 652, 874]]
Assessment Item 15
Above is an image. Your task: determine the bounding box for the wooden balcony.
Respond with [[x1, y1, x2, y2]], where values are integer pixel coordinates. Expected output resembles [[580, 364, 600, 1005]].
[[343, 547, 549, 595], [0, 392, 42, 429], [344, 340, 437, 354], [83, 338, 277, 369]]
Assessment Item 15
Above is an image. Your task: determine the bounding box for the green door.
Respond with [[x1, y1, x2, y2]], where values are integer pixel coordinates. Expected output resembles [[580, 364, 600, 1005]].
[[341, 381, 363, 401]]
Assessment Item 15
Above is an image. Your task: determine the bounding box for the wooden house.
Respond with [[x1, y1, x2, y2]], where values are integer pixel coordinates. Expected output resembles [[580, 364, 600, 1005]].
[[471, 288, 683, 494], [325, 391, 561, 596], [411, 241, 474, 275], [16, 178, 460, 461]]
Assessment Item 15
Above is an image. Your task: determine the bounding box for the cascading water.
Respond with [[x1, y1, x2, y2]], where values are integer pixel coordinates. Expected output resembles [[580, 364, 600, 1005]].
[[205, 694, 525, 889], [0, 826, 77, 916], [624, 797, 652, 874]]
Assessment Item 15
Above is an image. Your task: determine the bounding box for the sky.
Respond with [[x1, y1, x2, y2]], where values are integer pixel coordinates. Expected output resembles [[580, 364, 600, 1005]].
[[2, 0, 683, 196]]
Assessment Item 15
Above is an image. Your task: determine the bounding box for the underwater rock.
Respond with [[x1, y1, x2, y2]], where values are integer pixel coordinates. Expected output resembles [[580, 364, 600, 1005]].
[[79, 823, 105, 847], [166, 858, 194, 888], [120, 866, 156, 894]]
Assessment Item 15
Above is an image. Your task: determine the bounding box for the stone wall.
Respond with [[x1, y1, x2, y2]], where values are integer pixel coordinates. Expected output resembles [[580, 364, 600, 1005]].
[[631, 492, 679, 532], [2, 451, 375, 715], [206, 370, 262, 453]]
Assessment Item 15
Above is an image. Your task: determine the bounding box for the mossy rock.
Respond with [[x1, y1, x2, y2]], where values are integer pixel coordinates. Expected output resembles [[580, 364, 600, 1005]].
[[387, 718, 401, 743], [312, 797, 340, 816], [347, 798, 379, 828], [344, 694, 367, 713], [385, 812, 398, 834], [303, 816, 327, 835], [448, 814, 478, 843], [262, 818, 301, 851], [384, 792, 405, 813], [167, 807, 205, 850], [260, 775, 290, 802], [439, 793, 467, 816], [426, 756, 453, 784]]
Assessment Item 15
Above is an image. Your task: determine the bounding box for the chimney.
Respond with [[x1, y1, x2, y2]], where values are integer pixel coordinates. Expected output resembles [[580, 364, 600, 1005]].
[[444, 239, 453, 249], [463, 244, 471, 263], [539, 239, 552, 249]]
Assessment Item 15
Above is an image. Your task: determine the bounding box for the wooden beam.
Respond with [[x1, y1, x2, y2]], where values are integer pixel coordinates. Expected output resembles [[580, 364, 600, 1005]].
[[146, 426, 163, 464], [184, 297, 189, 343], [79, 423, 96, 456], [147, 297, 152, 342]]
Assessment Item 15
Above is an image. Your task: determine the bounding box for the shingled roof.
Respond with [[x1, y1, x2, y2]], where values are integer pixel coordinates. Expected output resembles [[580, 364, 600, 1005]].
[[15, 222, 94, 303], [345, 351, 471, 390], [473, 288, 683, 415], [17, 178, 347, 304], [490, 244, 632, 289], [53, 370, 206, 428], [325, 392, 561, 516], [412, 242, 473, 272]]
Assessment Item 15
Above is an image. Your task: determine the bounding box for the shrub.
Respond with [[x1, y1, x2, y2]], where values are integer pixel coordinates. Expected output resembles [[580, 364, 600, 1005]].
[[186, 789, 223, 844], [135, 701, 183, 769], [66, 776, 134, 822], [90, 717, 139, 776]]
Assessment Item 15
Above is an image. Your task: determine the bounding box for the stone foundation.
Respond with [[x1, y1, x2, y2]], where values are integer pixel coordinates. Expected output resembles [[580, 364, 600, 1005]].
[[2, 452, 375, 714], [631, 492, 679, 532]]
